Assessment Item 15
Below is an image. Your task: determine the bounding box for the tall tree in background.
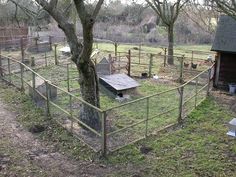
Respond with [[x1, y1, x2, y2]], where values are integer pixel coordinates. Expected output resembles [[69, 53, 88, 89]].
[[211, 0, 236, 19], [145, 0, 189, 64], [32, 0, 104, 130], [184, 0, 219, 35]]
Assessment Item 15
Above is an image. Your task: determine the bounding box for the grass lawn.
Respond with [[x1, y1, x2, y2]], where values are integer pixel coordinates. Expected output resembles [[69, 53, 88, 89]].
[[0, 81, 235, 176], [106, 97, 236, 177]]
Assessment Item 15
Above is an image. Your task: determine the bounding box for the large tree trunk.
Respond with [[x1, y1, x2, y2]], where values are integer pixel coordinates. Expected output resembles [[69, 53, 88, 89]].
[[78, 61, 101, 131], [77, 19, 101, 131], [167, 25, 174, 65]]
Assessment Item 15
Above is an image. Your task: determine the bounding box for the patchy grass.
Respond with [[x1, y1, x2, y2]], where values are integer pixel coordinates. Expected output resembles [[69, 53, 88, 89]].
[[0, 82, 95, 162], [0, 80, 235, 177], [105, 97, 236, 177], [0, 137, 46, 177]]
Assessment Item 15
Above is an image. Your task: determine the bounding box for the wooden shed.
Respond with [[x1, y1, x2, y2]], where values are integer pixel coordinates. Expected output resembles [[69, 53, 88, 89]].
[[212, 15, 236, 89]]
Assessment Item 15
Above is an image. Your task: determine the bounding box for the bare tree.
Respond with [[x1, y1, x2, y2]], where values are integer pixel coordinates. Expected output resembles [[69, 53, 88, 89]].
[[184, 1, 219, 34], [30, 0, 104, 130], [211, 0, 236, 19], [145, 0, 189, 64]]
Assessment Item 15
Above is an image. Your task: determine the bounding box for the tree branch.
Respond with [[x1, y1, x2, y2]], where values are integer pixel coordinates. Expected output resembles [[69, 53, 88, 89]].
[[92, 0, 104, 18]]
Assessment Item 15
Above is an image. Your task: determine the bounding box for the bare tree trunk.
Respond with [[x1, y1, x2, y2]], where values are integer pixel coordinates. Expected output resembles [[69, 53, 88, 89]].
[[78, 62, 101, 131], [167, 25, 174, 65], [77, 19, 101, 131]]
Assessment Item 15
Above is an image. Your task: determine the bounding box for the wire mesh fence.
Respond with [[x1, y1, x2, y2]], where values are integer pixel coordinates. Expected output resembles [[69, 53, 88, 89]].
[[0, 37, 215, 156]]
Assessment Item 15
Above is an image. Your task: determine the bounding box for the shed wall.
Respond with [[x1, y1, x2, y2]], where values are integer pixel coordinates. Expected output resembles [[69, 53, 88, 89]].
[[217, 53, 236, 88]]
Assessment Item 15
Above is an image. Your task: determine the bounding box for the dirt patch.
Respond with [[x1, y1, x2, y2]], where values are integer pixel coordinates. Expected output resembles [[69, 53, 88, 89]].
[[0, 99, 125, 177], [210, 89, 236, 114]]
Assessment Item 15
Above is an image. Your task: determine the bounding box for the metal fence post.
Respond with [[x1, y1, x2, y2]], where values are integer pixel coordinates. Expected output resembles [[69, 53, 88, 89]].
[[45, 81, 51, 117], [101, 111, 107, 156], [54, 44, 58, 65], [178, 86, 184, 123], [20, 63, 24, 91], [149, 54, 154, 78], [145, 97, 150, 138]]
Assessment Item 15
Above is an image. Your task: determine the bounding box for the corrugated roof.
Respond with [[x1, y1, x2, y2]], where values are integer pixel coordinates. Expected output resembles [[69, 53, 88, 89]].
[[211, 15, 236, 53], [99, 74, 140, 91]]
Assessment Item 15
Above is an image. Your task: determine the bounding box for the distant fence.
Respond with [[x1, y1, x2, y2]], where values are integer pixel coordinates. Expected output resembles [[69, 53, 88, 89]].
[[0, 27, 28, 47]]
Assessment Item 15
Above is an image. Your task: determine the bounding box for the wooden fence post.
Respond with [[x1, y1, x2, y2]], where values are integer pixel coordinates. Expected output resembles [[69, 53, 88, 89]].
[[35, 37, 39, 53], [164, 48, 167, 67], [54, 44, 58, 65], [67, 64, 70, 92], [32, 72, 36, 99], [178, 86, 184, 123], [179, 55, 184, 83], [0, 49, 2, 77], [101, 111, 107, 156], [44, 52, 48, 67], [127, 50, 131, 76], [49, 36, 52, 50], [149, 54, 154, 78], [194, 77, 199, 108], [207, 68, 211, 96], [69, 95, 73, 132], [45, 81, 51, 117], [139, 43, 141, 64], [7, 58, 11, 83], [114, 42, 118, 58], [20, 37, 25, 63], [145, 97, 150, 138], [20, 63, 24, 91], [31, 57, 35, 67]]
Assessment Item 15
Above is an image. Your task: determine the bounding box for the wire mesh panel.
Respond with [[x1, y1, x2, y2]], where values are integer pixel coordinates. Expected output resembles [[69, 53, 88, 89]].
[[147, 89, 179, 135], [105, 98, 147, 151]]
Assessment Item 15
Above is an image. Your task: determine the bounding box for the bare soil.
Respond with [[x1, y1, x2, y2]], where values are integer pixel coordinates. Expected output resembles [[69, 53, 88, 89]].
[[0, 98, 130, 177]]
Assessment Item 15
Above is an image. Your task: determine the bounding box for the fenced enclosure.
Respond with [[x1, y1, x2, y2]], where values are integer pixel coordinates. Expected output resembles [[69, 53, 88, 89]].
[[0, 36, 215, 155]]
